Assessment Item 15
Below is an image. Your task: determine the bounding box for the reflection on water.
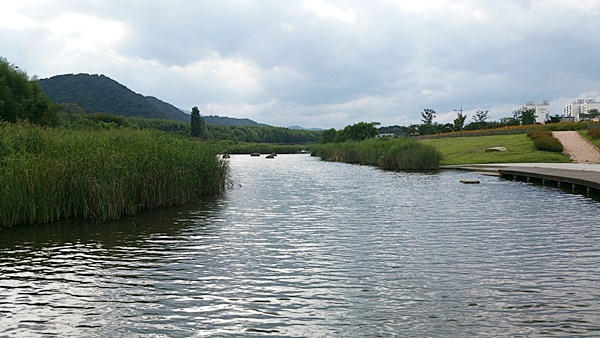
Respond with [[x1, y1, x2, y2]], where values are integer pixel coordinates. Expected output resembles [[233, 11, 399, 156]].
[[1, 155, 599, 337]]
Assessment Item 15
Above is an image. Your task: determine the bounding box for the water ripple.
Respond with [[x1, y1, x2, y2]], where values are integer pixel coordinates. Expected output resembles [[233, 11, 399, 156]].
[[1, 155, 599, 336]]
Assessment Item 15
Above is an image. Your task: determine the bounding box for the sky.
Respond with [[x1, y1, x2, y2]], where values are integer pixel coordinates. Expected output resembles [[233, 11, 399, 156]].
[[1, 0, 599, 129]]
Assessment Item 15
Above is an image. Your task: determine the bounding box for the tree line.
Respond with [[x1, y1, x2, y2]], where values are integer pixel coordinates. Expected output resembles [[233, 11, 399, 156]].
[[379, 106, 544, 137]]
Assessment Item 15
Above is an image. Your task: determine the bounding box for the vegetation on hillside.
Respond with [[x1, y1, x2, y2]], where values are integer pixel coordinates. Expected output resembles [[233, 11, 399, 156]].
[[39, 73, 176, 120], [202, 115, 269, 127]]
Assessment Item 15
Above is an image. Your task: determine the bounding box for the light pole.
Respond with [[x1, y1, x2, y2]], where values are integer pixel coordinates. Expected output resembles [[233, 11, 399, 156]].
[[454, 106, 464, 135]]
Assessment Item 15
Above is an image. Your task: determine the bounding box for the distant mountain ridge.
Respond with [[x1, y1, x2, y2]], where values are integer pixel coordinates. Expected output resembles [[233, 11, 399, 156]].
[[39, 74, 190, 122], [288, 125, 323, 131], [39, 74, 266, 127], [145, 95, 189, 122], [202, 115, 269, 127]]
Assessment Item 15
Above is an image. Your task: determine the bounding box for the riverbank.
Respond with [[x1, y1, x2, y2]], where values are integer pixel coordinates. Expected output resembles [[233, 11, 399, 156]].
[[0, 124, 227, 228]]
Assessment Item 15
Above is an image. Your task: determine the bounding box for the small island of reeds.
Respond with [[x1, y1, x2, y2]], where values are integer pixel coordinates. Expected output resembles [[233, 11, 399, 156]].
[[312, 137, 442, 171], [0, 123, 227, 228]]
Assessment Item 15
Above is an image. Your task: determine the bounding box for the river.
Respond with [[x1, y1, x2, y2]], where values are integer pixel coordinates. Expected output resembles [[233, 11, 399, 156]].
[[1, 154, 599, 337]]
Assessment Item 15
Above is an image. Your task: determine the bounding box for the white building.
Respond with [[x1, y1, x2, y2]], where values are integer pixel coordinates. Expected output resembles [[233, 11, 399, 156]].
[[536, 101, 550, 124], [526, 100, 550, 124], [581, 100, 600, 120], [563, 99, 600, 121]]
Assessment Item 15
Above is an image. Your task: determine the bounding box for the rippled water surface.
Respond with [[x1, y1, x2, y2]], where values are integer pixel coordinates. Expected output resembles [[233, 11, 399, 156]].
[[1, 154, 599, 337]]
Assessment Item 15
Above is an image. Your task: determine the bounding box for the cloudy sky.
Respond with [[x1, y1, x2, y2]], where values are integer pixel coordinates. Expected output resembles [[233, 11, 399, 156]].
[[2, 0, 599, 129]]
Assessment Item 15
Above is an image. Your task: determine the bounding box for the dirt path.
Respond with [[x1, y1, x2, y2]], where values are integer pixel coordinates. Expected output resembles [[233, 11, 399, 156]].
[[552, 131, 600, 164]]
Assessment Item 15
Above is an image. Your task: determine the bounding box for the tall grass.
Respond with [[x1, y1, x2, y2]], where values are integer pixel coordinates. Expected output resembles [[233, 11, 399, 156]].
[[0, 123, 227, 228], [312, 137, 442, 171]]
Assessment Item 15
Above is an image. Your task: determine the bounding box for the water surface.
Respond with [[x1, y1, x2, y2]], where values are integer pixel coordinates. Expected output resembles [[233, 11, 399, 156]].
[[1, 154, 599, 336]]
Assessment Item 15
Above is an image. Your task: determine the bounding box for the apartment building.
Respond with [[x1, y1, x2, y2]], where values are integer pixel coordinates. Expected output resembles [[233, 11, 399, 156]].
[[563, 99, 600, 121], [526, 100, 550, 124]]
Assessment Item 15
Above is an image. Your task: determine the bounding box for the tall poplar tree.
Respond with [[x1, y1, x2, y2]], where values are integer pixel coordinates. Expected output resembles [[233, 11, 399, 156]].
[[191, 106, 201, 137]]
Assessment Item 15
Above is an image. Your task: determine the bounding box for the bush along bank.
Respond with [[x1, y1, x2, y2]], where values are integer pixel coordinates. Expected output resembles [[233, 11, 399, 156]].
[[0, 123, 227, 228], [527, 129, 564, 152], [312, 137, 442, 171], [588, 127, 600, 140]]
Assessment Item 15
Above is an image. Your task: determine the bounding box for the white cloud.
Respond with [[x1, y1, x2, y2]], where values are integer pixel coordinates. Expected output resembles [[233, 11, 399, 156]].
[[45, 12, 125, 53], [0, 2, 41, 31], [303, 0, 356, 22], [1, 0, 599, 129]]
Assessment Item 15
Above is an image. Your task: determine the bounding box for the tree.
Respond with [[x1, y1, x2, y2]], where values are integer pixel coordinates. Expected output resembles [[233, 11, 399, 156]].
[[191, 106, 201, 137], [0, 57, 56, 125], [546, 115, 562, 124], [420, 109, 436, 135], [453, 111, 467, 134], [421, 108, 435, 125], [470, 109, 489, 130], [198, 112, 207, 139], [320, 128, 337, 143], [500, 116, 519, 126], [580, 109, 600, 121], [514, 107, 537, 125], [334, 122, 380, 142]]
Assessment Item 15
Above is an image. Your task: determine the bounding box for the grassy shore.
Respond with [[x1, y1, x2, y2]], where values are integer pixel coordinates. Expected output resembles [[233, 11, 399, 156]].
[[0, 123, 227, 228], [422, 134, 571, 165], [312, 137, 442, 170]]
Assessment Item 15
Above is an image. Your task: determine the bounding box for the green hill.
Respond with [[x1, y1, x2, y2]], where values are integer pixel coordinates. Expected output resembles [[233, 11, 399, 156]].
[[145, 95, 189, 122], [40, 74, 190, 121], [39, 74, 273, 126]]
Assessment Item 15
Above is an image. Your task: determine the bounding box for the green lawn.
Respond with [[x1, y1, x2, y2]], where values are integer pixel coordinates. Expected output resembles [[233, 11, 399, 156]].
[[421, 134, 571, 165]]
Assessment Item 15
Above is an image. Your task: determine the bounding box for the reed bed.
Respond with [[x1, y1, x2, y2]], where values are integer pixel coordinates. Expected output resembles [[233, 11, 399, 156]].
[[312, 137, 442, 171], [0, 123, 227, 228]]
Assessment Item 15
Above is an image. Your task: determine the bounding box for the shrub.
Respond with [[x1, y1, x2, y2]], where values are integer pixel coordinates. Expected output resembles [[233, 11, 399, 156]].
[[526, 128, 563, 152], [527, 129, 552, 141], [587, 128, 600, 140], [532, 135, 564, 152]]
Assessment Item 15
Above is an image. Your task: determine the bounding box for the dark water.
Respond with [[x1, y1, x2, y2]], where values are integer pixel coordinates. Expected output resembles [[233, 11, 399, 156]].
[[1, 154, 599, 337]]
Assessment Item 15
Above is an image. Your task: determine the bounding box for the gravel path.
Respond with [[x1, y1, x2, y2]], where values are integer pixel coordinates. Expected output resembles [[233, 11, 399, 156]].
[[552, 131, 600, 164]]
